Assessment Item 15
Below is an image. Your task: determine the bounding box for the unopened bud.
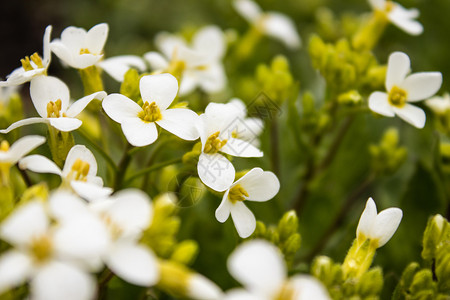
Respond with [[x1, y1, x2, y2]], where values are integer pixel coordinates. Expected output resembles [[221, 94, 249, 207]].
[[278, 210, 299, 241], [422, 214, 448, 261], [357, 267, 383, 297], [171, 240, 199, 266]]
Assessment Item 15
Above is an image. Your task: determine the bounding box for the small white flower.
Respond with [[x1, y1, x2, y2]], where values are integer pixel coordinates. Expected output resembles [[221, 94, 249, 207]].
[[51, 23, 109, 69], [0, 26, 52, 87], [144, 26, 227, 96], [216, 168, 279, 238], [0, 135, 45, 166], [19, 144, 112, 201], [0, 199, 109, 300], [368, 0, 423, 35], [426, 93, 450, 115], [233, 0, 301, 49], [0, 75, 106, 133], [357, 197, 403, 248], [196, 102, 263, 191], [226, 98, 264, 146], [102, 73, 199, 147], [226, 240, 330, 300], [368, 51, 442, 128], [98, 55, 147, 82]]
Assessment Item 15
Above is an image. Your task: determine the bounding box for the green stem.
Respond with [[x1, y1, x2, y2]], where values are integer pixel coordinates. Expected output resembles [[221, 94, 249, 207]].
[[125, 157, 182, 186], [79, 65, 104, 96], [76, 130, 118, 173], [113, 144, 133, 191], [270, 114, 281, 178]]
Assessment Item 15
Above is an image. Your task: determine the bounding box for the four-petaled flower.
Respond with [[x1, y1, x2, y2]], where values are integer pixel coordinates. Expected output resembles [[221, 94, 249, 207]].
[[0, 75, 106, 133], [357, 197, 403, 248], [368, 0, 423, 35], [368, 51, 442, 128], [233, 0, 301, 49], [102, 73, 199, 147], [51, 23, 109, 69], [216, 168, 279, 238]]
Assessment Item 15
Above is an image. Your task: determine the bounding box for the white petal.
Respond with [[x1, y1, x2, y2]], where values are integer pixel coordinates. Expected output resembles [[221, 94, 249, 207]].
[[60, 26, 87, 53], [193, 26, 225, 60], [368, 0, 385, 10], [224, 289, 261, 300], [48, 117, 82, 132], [143, 52, 169, 71], [197, 153, 235, 192], [238, 118, 264, 141], [215, 193, 232, 223], [73, 54, 103, 70], [50, 41, 75, 67], [98, 55, 147, 82], [122, 118, 159, 147], [262, 12, 301, 49], [289, 275, 331, 300], [0, 201, 49, 247], [388, 5, 423, 36], [49, 190, 90, 221], [139, 73, 178, 111], [158, 108, 199, 140], [386, 52, 410, 91], [19, 155, 62, 176], [7, 135, 46, 164], [30, 75, 70, 118], [371, 207, 403, 247], [198, 64, 227, 93], [70, 181, 113, 201], [31, 261, 96, 300], [235, 168, 280, 202], [62, 145, 98, 177], [0, 250, 33, 293], [401, 72, 443, 102], [106, 242, 159, 286], [155, 32, 187, 59], [42, 25, 53, 66], [230, 202, 256, 238], [188, 274, 223, 300], [0, 117, 48, 134], [102, 93, 142, 124], [368, 91, 395, 117], [0, 68, 43, 87], [228, 240, 285, 294], [86, 23, 109, 54], [393, 104, 426, 128], [233, 0, 262, 23], [179, 72, 199, 96], [66, 91, 107, 117], [221, 138, 263, 157], [357, 198, 377, 240]]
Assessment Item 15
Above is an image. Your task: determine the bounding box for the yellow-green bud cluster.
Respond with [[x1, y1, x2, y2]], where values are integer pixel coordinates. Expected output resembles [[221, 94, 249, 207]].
[[369, 127, 407, 176], [120, 68, 142, 103]]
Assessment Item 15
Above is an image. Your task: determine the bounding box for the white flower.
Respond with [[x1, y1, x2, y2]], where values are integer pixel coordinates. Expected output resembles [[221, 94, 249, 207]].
[[226, 98, 264, 146], [0, 135, 45, 166], [368, 0, 423, 35], [196, 102, 263, 191], [368, 51, 442, 128], [357, 197, 403, 248], [0, 199, 110, 300], [144, 25, 227, 96], [19, 144, 112, 201], [98, 55, 147, 82], [233, 0, 301, 49], [51, 23, 109, 69], [226, 240, 330, 300], [426, 93, 450, 115], [0, 75, 107, 133], [216, 168, 279, 238], [0, 26, 52, 86], [102, 73, 199, 147]]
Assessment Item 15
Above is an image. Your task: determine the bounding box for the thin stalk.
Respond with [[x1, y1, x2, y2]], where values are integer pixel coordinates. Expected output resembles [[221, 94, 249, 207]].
[[113, 143, 133, 191], [125, 157, 182, 186], [17, 167, 32, 187], [270, 114, 281, 178]]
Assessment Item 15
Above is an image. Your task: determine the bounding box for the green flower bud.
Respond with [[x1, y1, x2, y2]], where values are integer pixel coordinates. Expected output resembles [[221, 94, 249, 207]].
[[302, 92, 316, 116], [250, 221, 267, 238], [369, 127, 407, 176], [20, 183, 49, 203], [436, 251, 450, 293], [410, 269, 437, 296], [170, 240, 199, 266], [277, 210, 299, 241], [439, 143, 450, 174], [422, 214, 448, 261], [357, 267, 383, 297], [47, 126, 75, 168], [337, 90, 362, 105], [177, 176, 205, 208], [120, 68, 141, 102]]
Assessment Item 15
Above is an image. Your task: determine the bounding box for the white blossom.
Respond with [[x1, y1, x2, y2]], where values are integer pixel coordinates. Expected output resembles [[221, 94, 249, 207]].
[[98, 55, 147, 82], [426, 93, 450, 115]]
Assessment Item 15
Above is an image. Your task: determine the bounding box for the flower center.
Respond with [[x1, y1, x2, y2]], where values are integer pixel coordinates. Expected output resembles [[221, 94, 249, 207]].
[[79, 48, 91, 55], [0, 140, 10, 152], [228, 184, 249, 203], [21, 52, 44, 71], [31, 234, 53, 263], [138, 101, 162, 123], [385, 1, 395, 12], [388, 86, 408, 108], [67, 158, 90, 182], [46, 99, 66, 118], [101, 214, 123, 241], [274, 282, 295, 300], [204, 131, 227, 154]]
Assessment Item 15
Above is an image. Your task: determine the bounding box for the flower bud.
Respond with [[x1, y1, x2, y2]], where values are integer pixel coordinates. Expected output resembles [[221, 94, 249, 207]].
[[171, 240, 199, 266], [277, 210, 299, 241], [357, 267, 383, 297], [422, 214, 448, 261]]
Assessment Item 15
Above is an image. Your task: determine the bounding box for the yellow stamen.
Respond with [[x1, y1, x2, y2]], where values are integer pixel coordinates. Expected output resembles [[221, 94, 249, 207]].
[[204, 131, 227, 154], [21, 56, 34, 72], [0, 141, 10, 152], [80, 48, 91, 55], [30, 53, 44, 68], [102, 214, 123, 240], [67, 158, 91, 181], [46, 99, 62, 118], [20, 52, 44, 71], [31, 234, 53, 263], [388, 86, 408, 108], [228, 184, 249, 203], [385, 1, 395, 12], [138, 101, 162, 123], [274, 282, 295, 300]]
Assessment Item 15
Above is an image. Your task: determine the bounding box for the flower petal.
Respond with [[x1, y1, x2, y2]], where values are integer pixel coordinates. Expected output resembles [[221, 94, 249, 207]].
[[368, 0, 385, 10], [66, 91, 107, 117], [99, 55, 147, 82], [401, 72, 443, 102], [220, 138, 263, 158], [198, 152, 235, 192], [48, 117, 82, 132], [60, 26, 87, 53], [106, 242, 159, 286], [7, 135, 46, 164], [143, 51, 169, 71], [289, 275, 331, 300], [102, 93, 142, 124], [70, 181, 113, 201], [122, 118, 159, 147], [386, 52, 410, 91], [19, 154, 62, 176], [193, 26, 225, 60], [371, 207, 403, 247], [158, 108, 199, 140], [233, 0, 262, 23], [197, 63, 227, 93], [224, 289, 260, 300], [49, 190, 91, 221], [0, 117, 48, 134], [86, 23, 109, 54], [235, 168, 280, 202], [368, 91, 395, 117], [50, 41, 75, 67], [357, 198, 377, 240], [31, 261, 96, 300], [187, 274, 223, 300], [262, 12, 301, 49], [0, 250, 33, 294], [179, 71, 198, 96], [230, 202, 256, 238], [42, 25, 53, 66], [228, 240, 286, 294], [30, 75, 70, 118], [388, 5, 423, 36], [393, 103, 426, 128], [62, 145, 98, 177], [216, 192, 232, 223], [139, 73, 178, 111]]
